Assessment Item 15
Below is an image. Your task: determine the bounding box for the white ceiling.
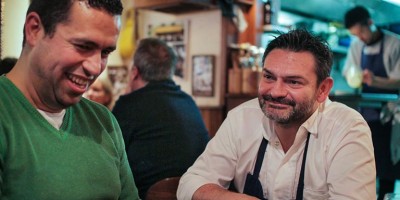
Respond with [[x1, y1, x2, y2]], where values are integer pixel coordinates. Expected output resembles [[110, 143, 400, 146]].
[[280, 0, 400, 25]]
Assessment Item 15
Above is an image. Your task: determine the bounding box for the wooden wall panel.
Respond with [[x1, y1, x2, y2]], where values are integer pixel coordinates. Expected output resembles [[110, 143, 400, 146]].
[[199, 107, 224, 138], [238, 0, 263, 45]]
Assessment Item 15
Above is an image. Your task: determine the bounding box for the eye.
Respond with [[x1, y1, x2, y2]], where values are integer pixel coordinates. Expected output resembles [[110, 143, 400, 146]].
[[289, 80, 300, 85], [75, 43, 92, 51], [101, 49, 113, 57], [287, 79, 304, 88], [263, 73, 274, 81]]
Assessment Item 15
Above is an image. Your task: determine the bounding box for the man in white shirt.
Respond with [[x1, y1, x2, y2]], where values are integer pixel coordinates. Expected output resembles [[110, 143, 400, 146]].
[[177, 29, 376, 200]]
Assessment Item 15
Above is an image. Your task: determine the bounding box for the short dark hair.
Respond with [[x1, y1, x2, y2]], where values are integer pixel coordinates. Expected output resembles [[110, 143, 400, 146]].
[[133, 38, 177, 81], [344, 6, 370, 29], [262, 29, 332, 85], [0, 57, 18, 75], [23, 0, 123, 46]]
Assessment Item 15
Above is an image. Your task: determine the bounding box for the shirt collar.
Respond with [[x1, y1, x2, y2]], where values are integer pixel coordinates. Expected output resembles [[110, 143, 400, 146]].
[[301, 98, 331, 137]]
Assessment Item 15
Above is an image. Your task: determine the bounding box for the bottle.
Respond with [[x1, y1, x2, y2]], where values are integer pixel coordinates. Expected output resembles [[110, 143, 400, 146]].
[[263, 0, 273, 25]]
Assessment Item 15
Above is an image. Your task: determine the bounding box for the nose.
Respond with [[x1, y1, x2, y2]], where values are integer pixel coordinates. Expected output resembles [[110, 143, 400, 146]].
[[83, 53, 104, 77], [269, 81, 288, 98]]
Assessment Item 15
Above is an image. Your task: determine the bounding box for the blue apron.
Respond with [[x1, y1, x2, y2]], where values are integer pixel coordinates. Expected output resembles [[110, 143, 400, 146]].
[[361, 35, 398, 121], [242, 133, 311, 200], [360, 34, 400, 180]]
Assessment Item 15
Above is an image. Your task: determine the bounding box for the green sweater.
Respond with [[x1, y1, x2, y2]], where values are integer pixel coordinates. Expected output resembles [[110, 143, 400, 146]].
[[0, 76, 139, 200]]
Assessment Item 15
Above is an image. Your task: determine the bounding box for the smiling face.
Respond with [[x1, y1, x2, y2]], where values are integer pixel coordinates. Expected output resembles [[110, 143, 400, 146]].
[[25, 1, 120, 112], [258, 49, 323, 125]]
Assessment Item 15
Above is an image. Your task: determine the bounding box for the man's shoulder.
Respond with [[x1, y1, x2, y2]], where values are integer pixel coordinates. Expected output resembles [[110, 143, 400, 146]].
[[0, 75, 12, 91], [383, 30, 400, 40], [71, 98, 119, 135], [383, 31, 400, 47], [228, 98, 263, 118], [323, 100, 365, 122], [349, 38, 364, 50], [116, 82, 194, 107], [74, 98, 112, 118]]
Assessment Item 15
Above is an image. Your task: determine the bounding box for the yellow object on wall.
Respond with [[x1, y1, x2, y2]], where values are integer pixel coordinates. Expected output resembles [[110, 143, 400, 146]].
[[118, 8, 135, 60], [154, 24, 183, 34]]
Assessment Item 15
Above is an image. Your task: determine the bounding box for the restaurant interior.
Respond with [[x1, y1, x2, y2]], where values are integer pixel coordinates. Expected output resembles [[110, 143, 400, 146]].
[[1, 0, 400, 194]]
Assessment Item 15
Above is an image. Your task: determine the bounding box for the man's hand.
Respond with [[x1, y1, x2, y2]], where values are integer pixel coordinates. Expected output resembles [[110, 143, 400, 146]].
[[362, 69, 375, 86]]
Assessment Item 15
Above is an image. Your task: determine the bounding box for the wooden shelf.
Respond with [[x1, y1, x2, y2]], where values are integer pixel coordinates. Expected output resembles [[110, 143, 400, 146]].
[[134, 0, 216, 14], [234, 0, 254, 6]]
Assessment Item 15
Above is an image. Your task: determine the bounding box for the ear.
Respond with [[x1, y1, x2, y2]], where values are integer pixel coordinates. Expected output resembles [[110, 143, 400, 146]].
[[128, 66, 144, 92], [130, 66, 140, 81], [316, 77, 333, 103], [24, 12, 44, 47]]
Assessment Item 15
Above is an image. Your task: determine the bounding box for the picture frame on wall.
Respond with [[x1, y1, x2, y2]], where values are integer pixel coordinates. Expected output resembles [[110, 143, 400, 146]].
[[192, 55, 215, 97]]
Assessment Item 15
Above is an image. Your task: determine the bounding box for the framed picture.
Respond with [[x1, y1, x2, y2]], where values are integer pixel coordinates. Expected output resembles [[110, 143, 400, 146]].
[[192, 55, 215, 97]]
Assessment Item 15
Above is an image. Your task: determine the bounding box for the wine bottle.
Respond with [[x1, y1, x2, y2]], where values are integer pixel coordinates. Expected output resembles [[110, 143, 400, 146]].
[[263, 0, 273, 25]]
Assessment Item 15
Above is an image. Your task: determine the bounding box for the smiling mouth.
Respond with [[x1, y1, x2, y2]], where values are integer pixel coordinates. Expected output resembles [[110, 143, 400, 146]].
[[67, 74, 93, 89], [268, 102, 291, 109]]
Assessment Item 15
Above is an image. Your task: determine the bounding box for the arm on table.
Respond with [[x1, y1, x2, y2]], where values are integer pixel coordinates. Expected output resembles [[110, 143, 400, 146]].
[[192, 184, 259, 200]]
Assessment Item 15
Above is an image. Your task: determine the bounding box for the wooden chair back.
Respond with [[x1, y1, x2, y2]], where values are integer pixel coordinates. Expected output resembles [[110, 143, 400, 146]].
[[146, 176, 181, 200]]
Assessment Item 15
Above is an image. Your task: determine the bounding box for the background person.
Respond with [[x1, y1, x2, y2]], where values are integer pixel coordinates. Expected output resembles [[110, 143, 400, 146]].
[[343, 6, 400, 199], [177, 29, 376, 200], [112, 38, 210, 199], [85, 74, 115, 110], [0, 0, 139, 199]]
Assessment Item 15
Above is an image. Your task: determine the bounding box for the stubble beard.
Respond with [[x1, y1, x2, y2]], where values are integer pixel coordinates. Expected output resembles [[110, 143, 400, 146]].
[[258, 94, 316, 125]]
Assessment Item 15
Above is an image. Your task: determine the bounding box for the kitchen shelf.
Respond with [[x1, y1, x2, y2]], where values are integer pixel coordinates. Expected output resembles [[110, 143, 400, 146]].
[[330, 93, 399, 109], [234, 0, 254, 6]]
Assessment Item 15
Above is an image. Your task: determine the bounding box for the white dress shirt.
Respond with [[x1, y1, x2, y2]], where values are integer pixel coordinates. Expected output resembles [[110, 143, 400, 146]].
[[177, 98, 376, 200]]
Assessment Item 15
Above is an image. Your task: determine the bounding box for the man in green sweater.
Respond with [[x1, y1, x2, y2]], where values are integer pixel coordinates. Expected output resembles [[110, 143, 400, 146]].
[[0, 0, 139, 199]]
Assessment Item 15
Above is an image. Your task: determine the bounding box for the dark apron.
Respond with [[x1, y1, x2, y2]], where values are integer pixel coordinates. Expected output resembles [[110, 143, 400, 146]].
[[242, 133, 311, 200], [360, 35, 398, 121], [360, 35, 400, 179]]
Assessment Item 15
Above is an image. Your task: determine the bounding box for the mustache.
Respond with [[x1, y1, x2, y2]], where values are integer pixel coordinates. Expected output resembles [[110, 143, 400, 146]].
[[261, 94, 296, 106]]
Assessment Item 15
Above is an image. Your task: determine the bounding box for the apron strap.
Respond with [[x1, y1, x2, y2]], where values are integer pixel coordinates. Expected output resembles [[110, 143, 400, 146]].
[[243, 132, 311, 200], [296, 132, 311, 200], [253, 138, 268, 176]]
